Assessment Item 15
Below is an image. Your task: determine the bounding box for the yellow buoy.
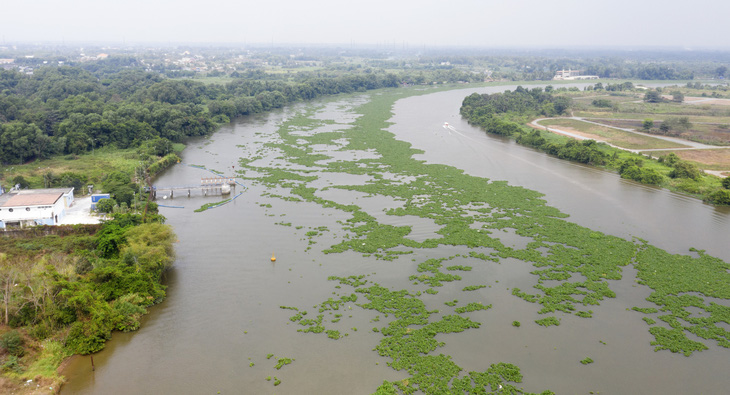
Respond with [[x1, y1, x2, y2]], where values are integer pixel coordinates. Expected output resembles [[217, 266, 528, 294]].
[[271, 252, 276, 262]]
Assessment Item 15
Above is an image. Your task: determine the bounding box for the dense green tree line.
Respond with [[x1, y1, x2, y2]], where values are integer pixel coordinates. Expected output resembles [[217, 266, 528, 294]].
[[0, 66, 400, 164], [460, 87, 571, 132]]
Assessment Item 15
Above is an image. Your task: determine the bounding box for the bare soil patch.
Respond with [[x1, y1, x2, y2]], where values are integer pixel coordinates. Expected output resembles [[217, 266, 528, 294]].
[[648, 148, 730, 171], [684, 98, 730, 106]]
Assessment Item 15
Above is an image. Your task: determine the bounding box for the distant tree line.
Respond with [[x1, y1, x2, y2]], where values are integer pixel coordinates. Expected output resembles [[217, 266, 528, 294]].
[[0, 66, 400, 164]]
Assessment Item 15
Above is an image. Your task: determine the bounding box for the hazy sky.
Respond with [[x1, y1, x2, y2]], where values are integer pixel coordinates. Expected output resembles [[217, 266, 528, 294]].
[[4, 0, 730, 48]]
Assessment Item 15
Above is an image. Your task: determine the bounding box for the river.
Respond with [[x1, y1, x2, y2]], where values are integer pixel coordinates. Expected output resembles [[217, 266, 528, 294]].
[[61, 84, 730, 394]]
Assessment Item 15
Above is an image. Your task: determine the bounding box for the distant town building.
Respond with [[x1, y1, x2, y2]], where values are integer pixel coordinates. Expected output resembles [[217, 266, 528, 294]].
[[0, 188, 74, 229], [553, 69, 599, 80], [0, 58, 14, 70]]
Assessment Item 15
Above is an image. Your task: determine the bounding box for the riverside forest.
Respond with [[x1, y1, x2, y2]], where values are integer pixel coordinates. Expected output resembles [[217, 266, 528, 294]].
[[1, 44, 730, 394]]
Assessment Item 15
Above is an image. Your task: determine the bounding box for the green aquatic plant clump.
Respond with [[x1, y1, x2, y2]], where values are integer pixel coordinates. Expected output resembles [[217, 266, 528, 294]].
[[455, 303, 492, 314], [194, 198, 232, 212], [535, 317, 561, 327], [275, 357, 294, 370]]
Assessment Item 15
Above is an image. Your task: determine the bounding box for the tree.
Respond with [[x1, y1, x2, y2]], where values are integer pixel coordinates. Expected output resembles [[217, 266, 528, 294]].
[[717, 66, 728, 78], [541, 102, 556, 117], [659, 153, 680, 166], [96, 198, 117, 213], [644, 90, 663, 103], [643, 119, 654, 131], [102, 171, 135, 206], [671, 91, 684, 103], [0, 255, 21, 325], [592, 99, 612, 108]]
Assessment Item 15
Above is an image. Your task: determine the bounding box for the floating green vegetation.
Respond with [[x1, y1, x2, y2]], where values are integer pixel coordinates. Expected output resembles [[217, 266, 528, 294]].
[[535, 317, 561, 327], [455, 303, 492, 314], [235, 85, 730, 393], [409, 258, 462, 287], [275, 357, 294, 370], [274, 377, 281, 386], [633, 246, 730, 355], [512, 321, 521, 327], [580, 358, 594, 365], [445, 300, 459, 307], [317, 276, 551, 394], [194, 198, 232, 212], [447, 265, 473, 271]]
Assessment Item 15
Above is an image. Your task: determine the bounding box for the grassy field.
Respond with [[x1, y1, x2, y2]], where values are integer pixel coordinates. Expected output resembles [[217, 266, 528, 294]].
[[586, 118, 730, 146], [573, 111, 730, 124], [537, 118, 690, 150], [0, 147, 142, 192], [555, 85, 730, 171]]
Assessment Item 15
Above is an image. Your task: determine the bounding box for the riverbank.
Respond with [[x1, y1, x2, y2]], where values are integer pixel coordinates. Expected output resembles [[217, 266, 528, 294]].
[[461, 88, 729, 205]]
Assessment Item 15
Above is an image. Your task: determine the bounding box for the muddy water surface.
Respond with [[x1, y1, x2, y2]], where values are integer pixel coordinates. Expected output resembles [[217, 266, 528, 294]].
[[62, 86, 730, 395]]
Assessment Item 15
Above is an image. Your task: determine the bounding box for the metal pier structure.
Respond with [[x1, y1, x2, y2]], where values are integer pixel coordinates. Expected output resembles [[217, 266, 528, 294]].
[[152, 177, 236, 200]]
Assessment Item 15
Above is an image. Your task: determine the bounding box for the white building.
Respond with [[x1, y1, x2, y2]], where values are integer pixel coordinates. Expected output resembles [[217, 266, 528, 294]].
[[0, 188, 74, 229], [553, 69, 599, 80]]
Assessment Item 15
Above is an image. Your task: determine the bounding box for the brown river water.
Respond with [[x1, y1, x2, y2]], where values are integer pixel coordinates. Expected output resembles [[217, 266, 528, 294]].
[[61, 84, 730, 394]]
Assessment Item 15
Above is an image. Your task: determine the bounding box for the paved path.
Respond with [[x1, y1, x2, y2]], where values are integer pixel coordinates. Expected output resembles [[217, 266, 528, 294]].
[[58, 196, 104, 225]]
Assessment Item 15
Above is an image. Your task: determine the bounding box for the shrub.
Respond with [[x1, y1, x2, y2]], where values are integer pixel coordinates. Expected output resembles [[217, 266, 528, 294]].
[[11, 175, 30, 189], [592, 99, 612, 108], [1, 355, 22, 373], [669, 161, 702, 180], [708, 189, 730, 205], [0, 330, 24, 356]]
